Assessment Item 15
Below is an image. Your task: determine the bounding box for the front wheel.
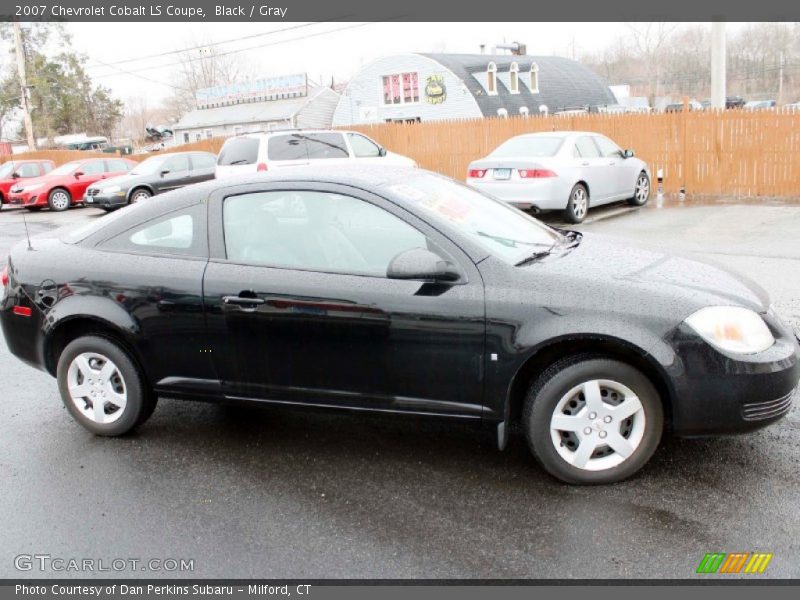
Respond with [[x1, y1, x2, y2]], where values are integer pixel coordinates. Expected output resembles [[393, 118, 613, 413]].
[[57, 336, 157, 436], [564, 184, 589, 223], [48, 188, 72, 212], [628, 172, 651, 206], [523, 356, 663, 484], [129, 188, 151, 204]]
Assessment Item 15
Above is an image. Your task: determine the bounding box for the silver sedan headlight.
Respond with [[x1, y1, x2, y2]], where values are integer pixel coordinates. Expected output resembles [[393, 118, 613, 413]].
[[684, 306, 774, 354]]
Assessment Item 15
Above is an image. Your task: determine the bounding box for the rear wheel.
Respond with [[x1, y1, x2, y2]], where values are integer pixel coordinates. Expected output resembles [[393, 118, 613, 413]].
[[523, 356, 663, 484], [628, 172, 650, 206], [564, 184, 589, 223], [48, 188, 71, 212], [57, 335, 157, 436]]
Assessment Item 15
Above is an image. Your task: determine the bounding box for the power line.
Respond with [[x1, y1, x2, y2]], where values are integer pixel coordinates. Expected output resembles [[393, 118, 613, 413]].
[[84, 19, 349, 70], [90, 20, 396, 80]]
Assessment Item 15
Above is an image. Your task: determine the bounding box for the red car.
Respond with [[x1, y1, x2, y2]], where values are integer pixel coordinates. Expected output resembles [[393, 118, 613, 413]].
[[0, 159, 55, 210], [6, 157, 136, 212]]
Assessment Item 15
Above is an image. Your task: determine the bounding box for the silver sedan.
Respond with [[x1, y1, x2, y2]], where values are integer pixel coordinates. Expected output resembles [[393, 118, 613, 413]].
[[466, 131, 651, 223]]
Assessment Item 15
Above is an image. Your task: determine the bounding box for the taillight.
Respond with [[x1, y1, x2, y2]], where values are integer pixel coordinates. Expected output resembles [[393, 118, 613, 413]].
[[13, 306, 31, 317], [518, 169, 557, 179], [256, 163, 268, 172], [468, 169, 486, 178], [1, 266, 7, 288]]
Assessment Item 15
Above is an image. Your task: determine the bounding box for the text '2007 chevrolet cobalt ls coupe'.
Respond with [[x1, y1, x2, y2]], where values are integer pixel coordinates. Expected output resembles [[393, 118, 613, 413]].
[[1, 167, 798, 484]]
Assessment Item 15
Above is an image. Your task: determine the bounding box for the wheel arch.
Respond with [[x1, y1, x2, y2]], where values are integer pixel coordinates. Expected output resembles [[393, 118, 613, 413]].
[[574, 180, 590, 200], [504, 334, 675, 430], [43, 300, 143, 380]]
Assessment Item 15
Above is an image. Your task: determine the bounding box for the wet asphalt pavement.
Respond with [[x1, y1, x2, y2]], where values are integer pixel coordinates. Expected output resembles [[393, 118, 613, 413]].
[[0, 198, 798, 579]]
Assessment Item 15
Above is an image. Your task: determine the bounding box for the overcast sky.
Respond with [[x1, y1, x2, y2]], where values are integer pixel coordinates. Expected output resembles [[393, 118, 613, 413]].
[[65, 21, 646, 103]]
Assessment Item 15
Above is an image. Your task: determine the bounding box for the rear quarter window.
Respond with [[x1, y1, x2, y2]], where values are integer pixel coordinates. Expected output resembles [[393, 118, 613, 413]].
[[218, 137, 260, 166]]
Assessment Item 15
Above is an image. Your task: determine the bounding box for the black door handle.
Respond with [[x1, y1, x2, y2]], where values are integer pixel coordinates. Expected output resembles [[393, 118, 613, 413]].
[[222, 295, 265, 307]]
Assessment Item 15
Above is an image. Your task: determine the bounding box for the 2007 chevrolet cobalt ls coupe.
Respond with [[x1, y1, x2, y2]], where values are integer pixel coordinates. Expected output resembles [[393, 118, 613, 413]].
[[1, 167, 797, 484]]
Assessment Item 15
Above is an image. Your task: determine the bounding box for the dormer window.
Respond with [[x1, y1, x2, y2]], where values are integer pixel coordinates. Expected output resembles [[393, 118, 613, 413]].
[[530, 63, 540, 94], [509, 62, 519, 94], [487, 62, 497, 95]]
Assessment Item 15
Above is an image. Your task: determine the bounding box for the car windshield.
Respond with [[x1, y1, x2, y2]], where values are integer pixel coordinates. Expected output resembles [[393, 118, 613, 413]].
[[387, 175, 561, 265], [48, 161, 81, 176], [130, 155, 167, 175], [490, 136, 564, 158], [0, 163, 16, 178]]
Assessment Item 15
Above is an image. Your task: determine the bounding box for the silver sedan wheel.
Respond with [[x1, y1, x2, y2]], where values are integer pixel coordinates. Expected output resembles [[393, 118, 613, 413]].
[[571, 187, 588, 219], [635, 174, 650, 203], [66, 352, 128, 424], [549, 379, 646, 471], [50, 191, 70, 210]]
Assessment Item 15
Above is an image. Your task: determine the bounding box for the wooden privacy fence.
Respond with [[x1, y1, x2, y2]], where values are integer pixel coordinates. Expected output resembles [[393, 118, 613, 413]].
[[349, 110, 800, 198], [7, 111, 800, 197]]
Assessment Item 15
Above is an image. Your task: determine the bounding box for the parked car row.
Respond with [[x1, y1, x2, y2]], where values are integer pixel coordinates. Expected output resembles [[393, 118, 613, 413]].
[[0, 130, 414, 214]]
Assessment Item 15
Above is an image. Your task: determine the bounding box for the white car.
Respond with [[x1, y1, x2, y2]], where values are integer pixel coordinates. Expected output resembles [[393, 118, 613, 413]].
[[215, 130, 416, 178], [466, 131, 651, 223]]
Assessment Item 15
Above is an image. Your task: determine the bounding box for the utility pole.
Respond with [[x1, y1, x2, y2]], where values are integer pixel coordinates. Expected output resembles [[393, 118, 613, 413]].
[[710, 21, 726, 109], [13, 22, 36, 151]]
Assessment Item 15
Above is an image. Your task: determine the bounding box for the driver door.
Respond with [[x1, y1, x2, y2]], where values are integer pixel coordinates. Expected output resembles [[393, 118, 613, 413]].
[[202, 182, 486, 417]]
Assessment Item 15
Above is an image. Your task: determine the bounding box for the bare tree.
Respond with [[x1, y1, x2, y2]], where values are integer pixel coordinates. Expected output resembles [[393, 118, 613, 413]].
[[165, 36, 253, 118], [627, 22, 678, 104]]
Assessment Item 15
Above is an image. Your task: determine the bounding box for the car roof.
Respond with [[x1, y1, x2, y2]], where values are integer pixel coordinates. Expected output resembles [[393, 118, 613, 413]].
[[231, 129, 355, 140], [509, 131, 602, 139], [215, 165, 422, 189]]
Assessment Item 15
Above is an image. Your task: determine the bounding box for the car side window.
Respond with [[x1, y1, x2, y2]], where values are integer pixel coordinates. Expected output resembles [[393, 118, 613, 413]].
[[593, 136, 623, 158], [347, 133, 382, 158], [223, 190, 428, 276], [99, 205, 207, 258], [304, 133, 350, 159], [41, 162, 53, 174], [81, 161, 106, 175], [267, 135, 307, 161], [191, 154, 216, 169], [162, 154, 190, 173], [18, 164, 40, 177], [106, 159, 132, 172], [574, 137, 600, 158]]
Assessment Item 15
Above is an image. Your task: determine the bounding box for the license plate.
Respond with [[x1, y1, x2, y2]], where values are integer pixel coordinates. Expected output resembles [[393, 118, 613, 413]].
[[493, 168, 511, 180], [85, 196, 93, 203]]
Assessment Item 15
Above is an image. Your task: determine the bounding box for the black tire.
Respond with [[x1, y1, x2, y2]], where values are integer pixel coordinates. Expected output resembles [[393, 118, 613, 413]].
[[25, 206, 42, 212], [563, 183, 589, 224], [47, 187, 72, 212], [522, 355, 663, 484], [628, 171, 651, 206], [56, 335, 157, 436], [129, 188, 151, 204]]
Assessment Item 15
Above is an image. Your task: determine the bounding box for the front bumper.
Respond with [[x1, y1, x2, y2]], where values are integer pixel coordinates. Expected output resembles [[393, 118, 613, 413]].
[[6, 191, 42, 206], [84, 191, 127, 208], [666, 314, 800, 436]]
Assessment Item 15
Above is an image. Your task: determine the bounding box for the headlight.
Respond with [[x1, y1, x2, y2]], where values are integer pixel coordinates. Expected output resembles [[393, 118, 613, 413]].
[[685, 306, 774, 354], [23, 183, 44, 192], [102, 185, 122, 194]]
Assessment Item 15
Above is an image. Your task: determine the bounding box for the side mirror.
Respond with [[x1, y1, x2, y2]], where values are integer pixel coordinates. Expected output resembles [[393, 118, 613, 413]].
[[160, 169, 171, 177], [378, 147, 387, 157], [623, 149, 635, 158], [11, 172, 20, 179], [387, 248, 460, 282], [74, 171, 84, 178]]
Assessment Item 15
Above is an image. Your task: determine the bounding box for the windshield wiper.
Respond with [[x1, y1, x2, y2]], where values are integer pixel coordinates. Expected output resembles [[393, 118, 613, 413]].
[[228, 159, 250, 165], [514, 249, 554, 266], [476, 231, 552, 249]]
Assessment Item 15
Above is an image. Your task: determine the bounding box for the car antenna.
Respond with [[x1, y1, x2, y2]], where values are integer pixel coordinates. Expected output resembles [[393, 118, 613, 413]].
[[22, 212, 34, 251]]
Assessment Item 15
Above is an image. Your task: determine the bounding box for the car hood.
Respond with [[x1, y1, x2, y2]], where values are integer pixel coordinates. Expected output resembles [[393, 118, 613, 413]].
[[521, 232, 769, 318], [89, 172, 143, 190], [10, 174, 60, 189]]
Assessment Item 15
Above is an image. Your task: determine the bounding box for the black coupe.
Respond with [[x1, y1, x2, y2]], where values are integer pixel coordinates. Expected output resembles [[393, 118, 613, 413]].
[[1, 167, 798, 484]]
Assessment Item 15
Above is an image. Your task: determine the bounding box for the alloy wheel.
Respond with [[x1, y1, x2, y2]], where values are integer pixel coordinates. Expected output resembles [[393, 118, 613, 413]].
[[131, 191, 150, 203], [572, 188, 588, 220], [549, 379, 645, 471], [51, 191, 70, 210], [635, 175, 650, 203], [66, 352, 128, 424]]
